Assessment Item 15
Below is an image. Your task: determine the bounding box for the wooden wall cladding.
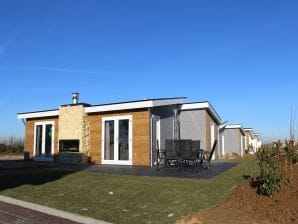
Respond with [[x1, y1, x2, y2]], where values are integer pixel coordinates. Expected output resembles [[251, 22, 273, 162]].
[[88, 109, 151, 166]]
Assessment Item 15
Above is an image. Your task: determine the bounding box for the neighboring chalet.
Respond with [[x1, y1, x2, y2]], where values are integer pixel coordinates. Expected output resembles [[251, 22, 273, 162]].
[[17, 93, 261, 165], [244, 128, 262, 153], [179, 102, 222, 160], [17, 94, 222, 165], [18, 94, 185, 166], [255, 133, 262, 150], [219, 124, 246, 158]]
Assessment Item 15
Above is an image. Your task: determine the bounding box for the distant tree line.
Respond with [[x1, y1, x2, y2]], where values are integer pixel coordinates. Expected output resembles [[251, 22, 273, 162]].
[[0, 136, 24, 155]]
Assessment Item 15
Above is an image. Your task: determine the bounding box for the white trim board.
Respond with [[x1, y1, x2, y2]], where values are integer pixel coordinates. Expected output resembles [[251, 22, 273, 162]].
[[17, 98, 186, 119], [180, 102, 222, 124], [225, 124, 245, 135], [151, 115, 161, 167], [221, 134, 225, 156], [86, 98, 186, 113], [17, 110, 59, 119]]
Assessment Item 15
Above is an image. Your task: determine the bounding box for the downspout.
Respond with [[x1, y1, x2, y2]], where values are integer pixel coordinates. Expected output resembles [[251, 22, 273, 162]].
[[217, 126, 220, 159]]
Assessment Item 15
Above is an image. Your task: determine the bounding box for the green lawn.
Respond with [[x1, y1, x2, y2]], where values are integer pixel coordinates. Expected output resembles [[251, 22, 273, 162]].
[[0, 159, 257, 224]]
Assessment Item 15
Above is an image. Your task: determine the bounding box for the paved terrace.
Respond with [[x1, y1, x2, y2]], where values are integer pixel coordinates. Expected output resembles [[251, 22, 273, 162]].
[[0, 159, 237, 179]]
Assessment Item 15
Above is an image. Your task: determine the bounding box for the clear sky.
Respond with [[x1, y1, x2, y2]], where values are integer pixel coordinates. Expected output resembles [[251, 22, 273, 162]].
[[0, 0, 297, 143]]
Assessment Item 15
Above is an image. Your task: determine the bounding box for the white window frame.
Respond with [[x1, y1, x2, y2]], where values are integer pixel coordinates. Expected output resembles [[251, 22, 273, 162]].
[[33, 121, 55, 161], [101, 115, 133, 165], [240, 135, 244, 156], [221, 134, 225, 156]]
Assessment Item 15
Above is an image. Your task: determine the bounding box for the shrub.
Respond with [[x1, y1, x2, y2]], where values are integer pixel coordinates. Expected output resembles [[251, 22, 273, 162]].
[[0, 137, 24, 155], [272, 140, 282, 156], [255, 147, 282, 197]]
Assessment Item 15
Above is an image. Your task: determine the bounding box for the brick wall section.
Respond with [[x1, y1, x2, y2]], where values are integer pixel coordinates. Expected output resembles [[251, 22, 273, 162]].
[[24, 117, 59, 159], [88, 109, 151, 166]]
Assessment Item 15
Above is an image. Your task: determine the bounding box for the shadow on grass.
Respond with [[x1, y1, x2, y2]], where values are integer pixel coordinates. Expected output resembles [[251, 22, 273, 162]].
[[0, 160, 88, 192], [242, 174, 251, 180]]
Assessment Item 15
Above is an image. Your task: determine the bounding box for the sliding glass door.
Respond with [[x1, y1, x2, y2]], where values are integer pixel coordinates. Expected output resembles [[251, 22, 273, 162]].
[[35, 125, 43, 156], [102, 116, 132, 165], [34, 121, 55, 161]]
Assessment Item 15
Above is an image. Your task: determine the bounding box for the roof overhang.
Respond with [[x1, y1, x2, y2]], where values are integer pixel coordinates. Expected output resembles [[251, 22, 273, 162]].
[[219, 121, 228, 130], [225, 124, 245, 135], [17, 110, 59, 119], [85, 98, 186, 113], [180, 102, 222, 125], [17, 97, 186, 119]]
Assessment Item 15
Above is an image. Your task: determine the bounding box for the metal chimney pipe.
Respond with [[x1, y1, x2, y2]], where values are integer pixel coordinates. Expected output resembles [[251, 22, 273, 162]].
[[72, 92, 79, 104]]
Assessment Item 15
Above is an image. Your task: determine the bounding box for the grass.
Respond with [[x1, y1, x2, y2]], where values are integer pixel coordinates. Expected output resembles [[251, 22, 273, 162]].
[[0, 158, 257, 224]]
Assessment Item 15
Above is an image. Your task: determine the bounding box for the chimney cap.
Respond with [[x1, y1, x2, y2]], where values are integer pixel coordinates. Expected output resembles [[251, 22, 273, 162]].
[[72, 92, 80, 104]]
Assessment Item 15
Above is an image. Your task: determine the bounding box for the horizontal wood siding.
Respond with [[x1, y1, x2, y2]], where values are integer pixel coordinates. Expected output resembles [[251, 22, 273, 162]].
[[133, 114, 150, 166], [88, 114, 101, 164], [88, 110, 151, 166], [24, 117, 59, 159]]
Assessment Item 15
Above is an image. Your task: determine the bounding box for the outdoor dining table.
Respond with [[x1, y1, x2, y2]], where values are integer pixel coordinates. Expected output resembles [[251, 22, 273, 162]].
[[156, 139, 217, 173]]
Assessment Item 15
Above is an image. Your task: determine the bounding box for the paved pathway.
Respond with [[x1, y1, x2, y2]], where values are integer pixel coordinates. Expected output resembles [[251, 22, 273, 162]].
[[0, 196, 110, 224], [0, 201, 82, 224]]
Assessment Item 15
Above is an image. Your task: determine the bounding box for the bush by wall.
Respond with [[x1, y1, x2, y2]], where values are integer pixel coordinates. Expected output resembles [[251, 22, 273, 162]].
[[255, 147, 282, 197]]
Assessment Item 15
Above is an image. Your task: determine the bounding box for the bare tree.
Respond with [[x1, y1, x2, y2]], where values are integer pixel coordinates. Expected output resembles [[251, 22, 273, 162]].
[[290, 107, 296, 143]]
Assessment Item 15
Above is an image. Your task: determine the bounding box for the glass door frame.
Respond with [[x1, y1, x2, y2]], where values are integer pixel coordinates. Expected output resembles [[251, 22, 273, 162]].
[[151, 115, 160, 167], [101, 115, 133, 165], [33, 121, 55, 161]]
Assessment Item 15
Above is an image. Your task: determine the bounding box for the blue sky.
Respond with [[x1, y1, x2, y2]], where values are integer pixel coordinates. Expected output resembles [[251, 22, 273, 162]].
[[0, 0, 297, 142]]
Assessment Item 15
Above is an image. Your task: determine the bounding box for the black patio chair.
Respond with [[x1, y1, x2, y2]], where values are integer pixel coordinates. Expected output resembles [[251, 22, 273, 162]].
[[164, 139, 182, 169], [192, 140, 201, 151], [199, 140, 218, 172], [155, 140, 165, 171], [192, 140, 202, 161], [180, 139, 197, 172]]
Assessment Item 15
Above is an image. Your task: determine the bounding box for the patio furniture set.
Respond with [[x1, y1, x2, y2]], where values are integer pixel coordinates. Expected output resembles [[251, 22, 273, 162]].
[[156, 139, 218, 173]]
